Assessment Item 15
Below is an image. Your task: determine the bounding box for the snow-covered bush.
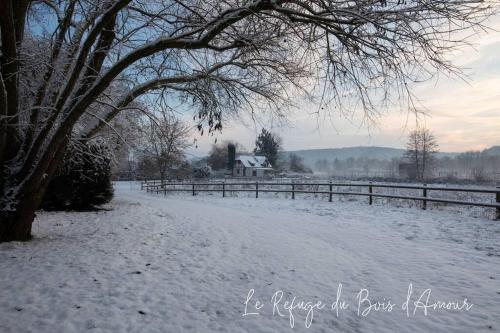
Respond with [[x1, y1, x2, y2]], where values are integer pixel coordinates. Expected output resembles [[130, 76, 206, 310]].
[[41, 140, 114, 211]]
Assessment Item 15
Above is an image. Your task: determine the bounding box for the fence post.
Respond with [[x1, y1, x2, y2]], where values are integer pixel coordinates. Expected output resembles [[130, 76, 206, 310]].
[[329, 181, 333, 202], [255, 181, 259, 198], [368, 182, 373, 205], [292, 183, 295, 200], [222, 182, 225, 197], [141, 182, 144, 191], [422, 184, 427, 210], [192, 183, 195, 196], [496, 187, 500, 220]]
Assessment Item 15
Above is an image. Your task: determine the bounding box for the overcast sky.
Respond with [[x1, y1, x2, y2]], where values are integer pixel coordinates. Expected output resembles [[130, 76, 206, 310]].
[[186, 15, 500, 157]]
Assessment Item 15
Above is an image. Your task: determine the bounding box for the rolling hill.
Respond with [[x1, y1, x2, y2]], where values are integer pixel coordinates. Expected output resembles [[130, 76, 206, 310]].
[[280, 146, 462, 168]]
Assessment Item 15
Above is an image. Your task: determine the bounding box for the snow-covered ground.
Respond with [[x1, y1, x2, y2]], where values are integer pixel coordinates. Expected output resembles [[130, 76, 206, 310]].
[[1, 181, 499, 332]]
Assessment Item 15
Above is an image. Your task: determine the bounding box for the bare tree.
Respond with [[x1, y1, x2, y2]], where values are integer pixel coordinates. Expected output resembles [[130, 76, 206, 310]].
[[206, 141, 246, 171], [405, 128, 439, 180], [0, 0, 495, 241], [137, 115, 191, 182]]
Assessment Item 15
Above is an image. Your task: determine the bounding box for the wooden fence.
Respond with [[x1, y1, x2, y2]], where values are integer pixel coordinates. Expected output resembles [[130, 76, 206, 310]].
[[141, 180, 500, 220]]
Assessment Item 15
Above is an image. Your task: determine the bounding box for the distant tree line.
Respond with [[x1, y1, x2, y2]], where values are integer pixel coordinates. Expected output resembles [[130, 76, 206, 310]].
[[314, 157, 400, 177], [312, 148, 500, 183]]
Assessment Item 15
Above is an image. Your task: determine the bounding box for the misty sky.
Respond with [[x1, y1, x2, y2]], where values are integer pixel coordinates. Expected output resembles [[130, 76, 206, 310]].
[[186, 15, 500, 157]]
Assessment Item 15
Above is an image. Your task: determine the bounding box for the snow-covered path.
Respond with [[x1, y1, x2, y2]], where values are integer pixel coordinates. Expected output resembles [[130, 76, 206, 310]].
[[1, 182, 499, 332]]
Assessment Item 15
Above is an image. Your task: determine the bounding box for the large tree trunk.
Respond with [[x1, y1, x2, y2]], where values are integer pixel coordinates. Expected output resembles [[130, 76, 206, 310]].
[[0, 190, 41, 242], [0, 210, 34, 242], [0, 137, 69, 243]]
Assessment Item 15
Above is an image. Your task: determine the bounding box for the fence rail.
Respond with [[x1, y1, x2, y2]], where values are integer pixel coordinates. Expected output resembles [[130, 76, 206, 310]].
[[140, 180, 500, 219]]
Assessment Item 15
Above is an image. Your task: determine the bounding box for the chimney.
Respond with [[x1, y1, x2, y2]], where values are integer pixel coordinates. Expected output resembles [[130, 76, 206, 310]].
[[227, 144, 236, 173]]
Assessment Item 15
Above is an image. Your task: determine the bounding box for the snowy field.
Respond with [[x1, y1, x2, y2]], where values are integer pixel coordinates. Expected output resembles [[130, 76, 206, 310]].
[[1, 181, 499, 332]]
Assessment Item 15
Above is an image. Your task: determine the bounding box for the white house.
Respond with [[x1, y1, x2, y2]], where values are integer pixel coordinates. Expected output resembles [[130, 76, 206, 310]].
[[233, 155, 273, 177]]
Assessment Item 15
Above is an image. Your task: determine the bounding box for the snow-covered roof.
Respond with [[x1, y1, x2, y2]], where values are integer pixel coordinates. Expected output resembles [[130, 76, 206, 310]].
[[235, 155, 272, 168]]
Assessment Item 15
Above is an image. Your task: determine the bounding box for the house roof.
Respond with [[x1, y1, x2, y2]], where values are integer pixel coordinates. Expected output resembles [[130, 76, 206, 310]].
[[235, 155, 272, 168]]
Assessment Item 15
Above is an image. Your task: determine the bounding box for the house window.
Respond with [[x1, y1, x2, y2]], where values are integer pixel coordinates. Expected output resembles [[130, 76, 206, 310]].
[[236, 169, 240, 175], [252, 170, 257, 177]]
